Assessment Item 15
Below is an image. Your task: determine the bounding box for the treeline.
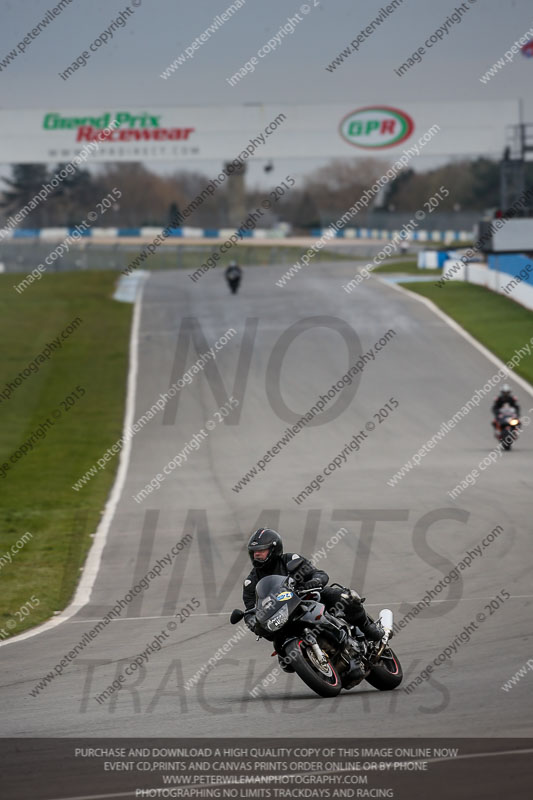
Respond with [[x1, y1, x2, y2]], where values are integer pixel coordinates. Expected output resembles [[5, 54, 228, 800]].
[[272, 157, 533, 228], [0, 164, 223, 229], [2, 157, 531, 230]]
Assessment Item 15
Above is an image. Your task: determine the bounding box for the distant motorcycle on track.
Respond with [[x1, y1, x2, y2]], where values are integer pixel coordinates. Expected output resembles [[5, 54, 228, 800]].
[[225, 262, 242, 295], [493, 404, 521, 451], [230, 575, 402, 698]]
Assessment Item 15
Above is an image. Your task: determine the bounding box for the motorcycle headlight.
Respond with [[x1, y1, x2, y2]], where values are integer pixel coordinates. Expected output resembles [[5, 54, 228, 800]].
[[510, 419, 519, 425], [266, 605, 289, 631]]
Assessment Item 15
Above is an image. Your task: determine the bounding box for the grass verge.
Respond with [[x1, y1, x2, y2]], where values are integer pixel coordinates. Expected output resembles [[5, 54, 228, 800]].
[[0, 271, 132, 637], [372, 259, 442, 275], [400, 281, 533, 386]]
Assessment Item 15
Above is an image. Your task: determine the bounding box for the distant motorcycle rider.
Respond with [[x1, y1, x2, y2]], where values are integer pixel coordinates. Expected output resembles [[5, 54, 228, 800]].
[[242, 528, 384, 644], [225, 261, 242, 294], [492, 384, 520, 422]]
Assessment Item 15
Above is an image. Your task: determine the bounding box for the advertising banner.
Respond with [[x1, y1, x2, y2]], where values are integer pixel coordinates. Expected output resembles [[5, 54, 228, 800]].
[[0, 100, 520, 162]]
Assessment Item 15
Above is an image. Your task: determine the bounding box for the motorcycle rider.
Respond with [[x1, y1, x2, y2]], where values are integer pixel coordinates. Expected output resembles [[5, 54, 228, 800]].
[[242, 528, 384, 649], [225, 261, 242, 294], [492, 384, 520, 428]]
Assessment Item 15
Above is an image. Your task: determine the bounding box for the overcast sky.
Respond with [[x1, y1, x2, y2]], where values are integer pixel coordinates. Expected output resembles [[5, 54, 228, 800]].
[[1, 0, 533, 186]]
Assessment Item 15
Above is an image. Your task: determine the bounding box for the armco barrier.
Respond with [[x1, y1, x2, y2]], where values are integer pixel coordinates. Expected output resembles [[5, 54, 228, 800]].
[[2, 227, 287, 241], [12, 229, 40, 238], [117, 228, 141, 237], [311, 228, 472, 243], [2, 226, 472, 242]]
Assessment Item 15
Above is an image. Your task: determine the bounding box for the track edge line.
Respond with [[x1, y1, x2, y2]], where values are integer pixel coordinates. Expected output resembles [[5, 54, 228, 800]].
[[375, 276, 533, 398]]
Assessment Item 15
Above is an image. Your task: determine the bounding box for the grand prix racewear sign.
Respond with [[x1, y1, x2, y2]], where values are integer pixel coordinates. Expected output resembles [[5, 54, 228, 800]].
[[42, 111, 195, 143], [0, 101, 520, 162]]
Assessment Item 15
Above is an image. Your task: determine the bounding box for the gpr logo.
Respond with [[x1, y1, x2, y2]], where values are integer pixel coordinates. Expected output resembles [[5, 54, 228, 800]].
[[339, 106, 414, 149]]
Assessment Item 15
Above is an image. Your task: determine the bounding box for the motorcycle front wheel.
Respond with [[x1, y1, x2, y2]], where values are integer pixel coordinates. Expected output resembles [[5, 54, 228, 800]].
[[284, 639, 341, 698], [501, 431, 514, 451]]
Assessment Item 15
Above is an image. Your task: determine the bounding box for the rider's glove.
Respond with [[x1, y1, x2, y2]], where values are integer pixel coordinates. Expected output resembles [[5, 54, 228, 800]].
[[300, 577, 323, 591], [245, 614, 258, 634], [341, 588, 364, 604]]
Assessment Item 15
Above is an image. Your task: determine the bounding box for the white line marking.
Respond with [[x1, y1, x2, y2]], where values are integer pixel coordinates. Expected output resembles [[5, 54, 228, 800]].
[[48, 794, 134, 800], [0, 278, 148, 649], [65, 613, 229, 623], [422, 747, 533, 764], [377, 277, 533, 398]]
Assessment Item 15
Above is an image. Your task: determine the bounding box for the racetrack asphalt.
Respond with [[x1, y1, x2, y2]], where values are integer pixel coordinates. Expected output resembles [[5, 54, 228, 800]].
[[1, 259, 531, 738]]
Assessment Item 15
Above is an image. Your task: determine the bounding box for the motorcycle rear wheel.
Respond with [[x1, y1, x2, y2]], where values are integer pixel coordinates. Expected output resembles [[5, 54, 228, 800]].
[[284, 639, 342, 698], [365, 646, 403, 690]]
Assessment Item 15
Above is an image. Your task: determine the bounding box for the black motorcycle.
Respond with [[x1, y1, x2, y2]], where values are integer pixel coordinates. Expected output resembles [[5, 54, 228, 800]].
[[494, 406, 521, 451], [230, 575, 402, 698]]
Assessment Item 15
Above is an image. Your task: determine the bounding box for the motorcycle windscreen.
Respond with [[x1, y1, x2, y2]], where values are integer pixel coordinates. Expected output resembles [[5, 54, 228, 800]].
[[255, 575, 300, 624]]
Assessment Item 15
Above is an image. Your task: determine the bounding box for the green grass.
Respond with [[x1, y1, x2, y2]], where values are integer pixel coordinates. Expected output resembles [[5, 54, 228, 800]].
[[0, 271, 131, 636], [372, 259, 442, 276], [401, 281, 533, 386]]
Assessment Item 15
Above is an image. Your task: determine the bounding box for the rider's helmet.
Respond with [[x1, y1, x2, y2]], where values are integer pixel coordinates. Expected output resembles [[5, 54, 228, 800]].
[[247, 528, 283, 567], [501, 383, 512, 397]]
